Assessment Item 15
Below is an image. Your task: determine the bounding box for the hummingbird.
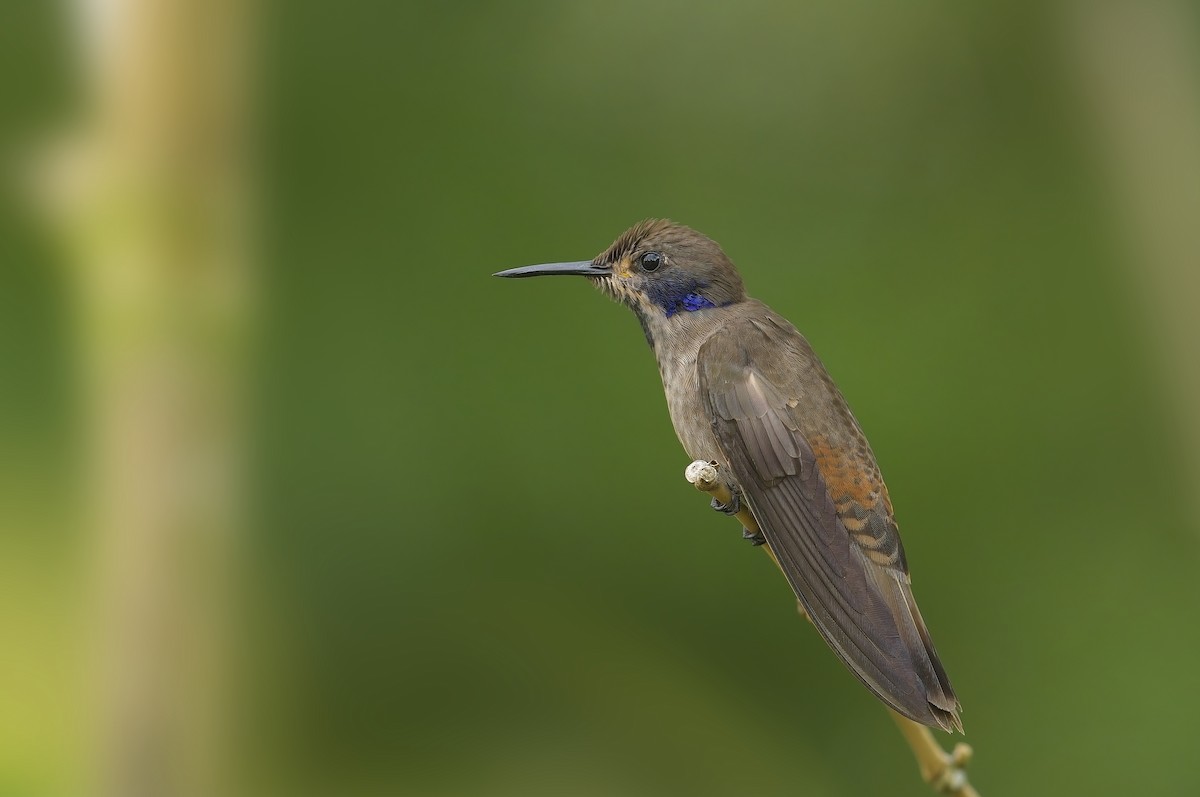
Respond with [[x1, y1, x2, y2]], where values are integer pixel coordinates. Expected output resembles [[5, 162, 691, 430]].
[[494, 219, 962, 732]]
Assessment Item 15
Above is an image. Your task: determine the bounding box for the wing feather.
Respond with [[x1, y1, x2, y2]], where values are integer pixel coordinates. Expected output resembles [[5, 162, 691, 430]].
[[699, 327, 961, 731]]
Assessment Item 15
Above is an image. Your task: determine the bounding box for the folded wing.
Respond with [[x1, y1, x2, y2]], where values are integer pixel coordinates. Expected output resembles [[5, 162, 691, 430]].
[[699, 326, 961, 731]]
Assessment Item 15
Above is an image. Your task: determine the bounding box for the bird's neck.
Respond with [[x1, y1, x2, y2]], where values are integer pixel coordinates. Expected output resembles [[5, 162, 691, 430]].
[[632, 292, 740, 356], [593, 273, 741, 349]]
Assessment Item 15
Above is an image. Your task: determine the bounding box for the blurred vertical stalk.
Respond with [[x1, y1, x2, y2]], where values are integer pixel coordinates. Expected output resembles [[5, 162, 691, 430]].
[[42, 0, 253, 795], [1064, 0, 1200, 526]]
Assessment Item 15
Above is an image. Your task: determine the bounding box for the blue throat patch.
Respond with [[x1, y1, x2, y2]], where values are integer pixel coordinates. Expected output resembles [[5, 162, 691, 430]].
[[644, 276, 725, 318], [665, 293, 719, 317]]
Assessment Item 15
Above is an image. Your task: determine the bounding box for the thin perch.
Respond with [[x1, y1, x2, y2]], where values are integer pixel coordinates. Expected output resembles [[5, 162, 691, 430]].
[[685, 459, 980, 797]]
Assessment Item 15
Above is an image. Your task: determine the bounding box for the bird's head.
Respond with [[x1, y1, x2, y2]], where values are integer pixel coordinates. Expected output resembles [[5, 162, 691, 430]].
[[495, 220, 746, 325]]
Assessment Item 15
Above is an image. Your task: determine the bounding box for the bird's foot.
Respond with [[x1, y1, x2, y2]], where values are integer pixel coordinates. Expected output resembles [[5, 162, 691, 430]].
[[742, 527, 766, 546], [709, 487, 741, 516]]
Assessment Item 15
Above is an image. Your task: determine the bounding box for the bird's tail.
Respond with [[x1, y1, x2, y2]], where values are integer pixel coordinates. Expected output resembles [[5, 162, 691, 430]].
[[892, 575, 962, 733]]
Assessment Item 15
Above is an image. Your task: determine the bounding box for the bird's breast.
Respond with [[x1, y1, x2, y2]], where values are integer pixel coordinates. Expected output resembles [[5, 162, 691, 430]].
[[654, 329, 723, 464]]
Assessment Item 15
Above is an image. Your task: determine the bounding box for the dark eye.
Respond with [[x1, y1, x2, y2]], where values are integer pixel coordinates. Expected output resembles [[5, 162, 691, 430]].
[[639, 252, 662, 272]]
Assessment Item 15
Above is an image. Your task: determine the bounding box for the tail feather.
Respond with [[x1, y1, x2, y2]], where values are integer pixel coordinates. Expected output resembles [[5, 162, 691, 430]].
[[850, 546, 962, 733], [894, 575, 962, 732]]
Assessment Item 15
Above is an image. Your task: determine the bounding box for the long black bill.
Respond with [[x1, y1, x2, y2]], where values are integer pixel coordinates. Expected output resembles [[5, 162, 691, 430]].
[[493, 261, 609, 278]]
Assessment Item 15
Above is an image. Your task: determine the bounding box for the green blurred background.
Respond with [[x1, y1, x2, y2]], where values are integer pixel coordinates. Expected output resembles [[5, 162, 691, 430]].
[[3, 1, 1199, 795]]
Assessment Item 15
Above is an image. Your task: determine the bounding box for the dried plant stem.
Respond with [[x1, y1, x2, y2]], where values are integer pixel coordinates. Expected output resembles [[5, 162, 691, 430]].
[[684, 460, 980, 797], [889, 708, 978, 797]]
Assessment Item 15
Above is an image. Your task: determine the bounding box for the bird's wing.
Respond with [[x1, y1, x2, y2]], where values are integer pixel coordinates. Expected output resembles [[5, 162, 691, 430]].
[[698, 323, 960, 731]]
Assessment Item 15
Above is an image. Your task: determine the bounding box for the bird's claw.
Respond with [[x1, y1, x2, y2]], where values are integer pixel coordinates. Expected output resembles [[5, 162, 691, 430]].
[[709, 489, 740, 516], [742, 527, 766, 546]]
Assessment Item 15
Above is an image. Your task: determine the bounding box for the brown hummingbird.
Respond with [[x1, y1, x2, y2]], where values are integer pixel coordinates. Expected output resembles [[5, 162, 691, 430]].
[[495, 219, 962, 732]]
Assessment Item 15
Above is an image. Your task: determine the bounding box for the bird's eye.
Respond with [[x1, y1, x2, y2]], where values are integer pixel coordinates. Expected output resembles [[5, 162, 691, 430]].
[[639, 252, 662, 272]]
